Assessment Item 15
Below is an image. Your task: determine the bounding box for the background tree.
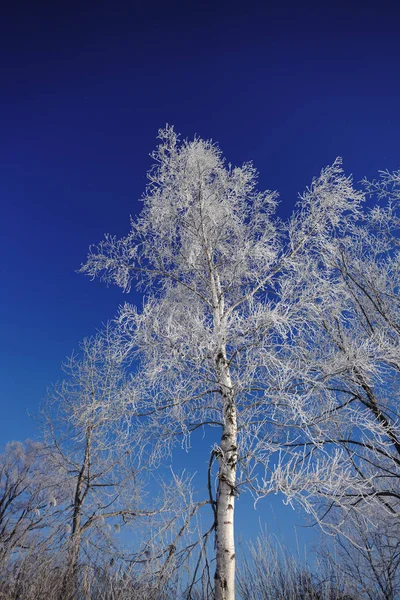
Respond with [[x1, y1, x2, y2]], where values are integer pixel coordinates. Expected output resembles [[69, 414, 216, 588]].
[[0, 440, 56, 564], [322, 512, 400, 600], [0, 440, 65, 600], [41, 330, 146, 599], [274, 168, 400, 530], [237, 530, 358, 600], [0, 330, 203, 599], [81, 127, 367, 600]]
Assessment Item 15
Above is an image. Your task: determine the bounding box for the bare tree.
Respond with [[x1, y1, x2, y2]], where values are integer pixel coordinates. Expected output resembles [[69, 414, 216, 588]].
[[40, 330, 148, 598], [0, 331, 200, 599], [273, 168, 400, 530], [0, 440, 57, 564], [80, 127, 372, 599], [322, 512, 400, 600], [237, 531, 358, 600]]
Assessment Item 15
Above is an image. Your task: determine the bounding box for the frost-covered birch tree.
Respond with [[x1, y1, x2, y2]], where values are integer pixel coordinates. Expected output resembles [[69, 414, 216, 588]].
[[278, 169, 400, 529], [81, 127, 367, 600]]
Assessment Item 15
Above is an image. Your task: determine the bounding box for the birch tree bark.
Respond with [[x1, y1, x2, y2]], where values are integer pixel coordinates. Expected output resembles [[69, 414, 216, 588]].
[[214, 353, 237, 600], [211, 265, 237, 598]]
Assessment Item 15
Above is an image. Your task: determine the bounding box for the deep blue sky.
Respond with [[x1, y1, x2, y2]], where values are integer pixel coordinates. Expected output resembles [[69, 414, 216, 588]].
[[1, 0, 400, 549]]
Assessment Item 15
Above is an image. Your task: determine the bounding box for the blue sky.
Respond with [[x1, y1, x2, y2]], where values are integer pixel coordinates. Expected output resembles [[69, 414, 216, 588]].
[[1, 0, 400, 550]]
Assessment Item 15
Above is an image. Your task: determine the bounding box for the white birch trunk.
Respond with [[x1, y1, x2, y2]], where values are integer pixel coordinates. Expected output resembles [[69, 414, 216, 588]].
[[206, 246, 238, 600], [214, 351, 237, 600]]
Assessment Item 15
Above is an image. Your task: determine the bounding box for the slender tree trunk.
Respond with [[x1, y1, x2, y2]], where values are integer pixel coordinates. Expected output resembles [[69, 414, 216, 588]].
[[59, 430, 90, 600], [69, 523, 82, 589], [204, 217, 237, 599], [60, 503, 83, 599], [214, 352, 237, 600]]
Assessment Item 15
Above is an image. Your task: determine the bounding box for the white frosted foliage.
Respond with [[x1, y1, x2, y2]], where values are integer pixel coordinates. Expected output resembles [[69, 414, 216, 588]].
[[82, 127, 400, 599]]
